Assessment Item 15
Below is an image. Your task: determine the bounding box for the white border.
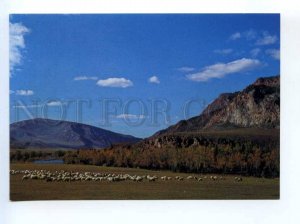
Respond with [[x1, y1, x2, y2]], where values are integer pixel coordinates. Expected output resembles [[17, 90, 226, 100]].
[[1, 1, 300, 224]]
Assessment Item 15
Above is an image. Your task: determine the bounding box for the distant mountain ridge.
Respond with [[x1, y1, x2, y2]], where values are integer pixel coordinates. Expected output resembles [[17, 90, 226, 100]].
[[10, 76, 280, 150], [10, 118, 141, 149], [154, 75, 280, 136]]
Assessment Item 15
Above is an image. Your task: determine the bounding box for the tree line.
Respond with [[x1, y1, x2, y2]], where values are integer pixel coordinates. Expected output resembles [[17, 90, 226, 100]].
[[63, 143, 279, 178], [10, 138, 279, 178], [10, 150, 66, 162]]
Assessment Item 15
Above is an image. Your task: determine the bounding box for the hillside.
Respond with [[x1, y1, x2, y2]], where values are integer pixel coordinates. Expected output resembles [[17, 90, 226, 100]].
[[155, 75, 279, 136], [10, 118, 141, 149]]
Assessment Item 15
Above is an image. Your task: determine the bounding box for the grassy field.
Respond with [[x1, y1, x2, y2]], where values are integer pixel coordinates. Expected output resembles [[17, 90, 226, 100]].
[[10, 163, 279, 200]]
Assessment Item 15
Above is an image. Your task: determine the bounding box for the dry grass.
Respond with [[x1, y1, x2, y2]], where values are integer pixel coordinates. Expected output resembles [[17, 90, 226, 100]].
[[10, 163, 279, 200]]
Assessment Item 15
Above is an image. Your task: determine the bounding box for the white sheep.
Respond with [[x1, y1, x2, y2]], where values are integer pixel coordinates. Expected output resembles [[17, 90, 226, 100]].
[[135, 176, 143, 182], [146, 175, 156, 182], [161, 176, 167, 181], [175, 176, 183, 181], [22, 174, 30, 181], [234, 177, 243, 182]]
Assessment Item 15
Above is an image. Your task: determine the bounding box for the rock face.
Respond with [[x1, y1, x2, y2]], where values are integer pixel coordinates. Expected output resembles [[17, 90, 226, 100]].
[[155, 75, 280, 136], [10, 118, 141, 149]]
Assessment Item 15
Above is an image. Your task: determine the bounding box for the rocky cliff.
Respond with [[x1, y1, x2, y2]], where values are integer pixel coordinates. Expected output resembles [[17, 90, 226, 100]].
[[155, 75, 280, 136]]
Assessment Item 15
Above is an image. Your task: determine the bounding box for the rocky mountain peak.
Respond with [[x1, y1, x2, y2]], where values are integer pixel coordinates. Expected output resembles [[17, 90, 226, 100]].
[[153, 75, 280, 136]]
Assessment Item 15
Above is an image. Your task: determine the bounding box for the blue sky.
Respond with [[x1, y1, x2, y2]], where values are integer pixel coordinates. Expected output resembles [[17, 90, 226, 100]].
[[9, 14, 280, 138]]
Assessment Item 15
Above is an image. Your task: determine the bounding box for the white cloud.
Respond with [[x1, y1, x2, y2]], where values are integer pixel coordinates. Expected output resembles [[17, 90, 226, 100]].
[[186, 58, 261, 82], [148, 76, 160, 84], [214, 49, 233, 55], [250, 48, 261, 57], [74, 76, 98, 81], [15, 90, 34, 96], [9, 23, 30, 74], [265, 49, 280, 60], [244, 29, 257, 40], [178, 67, 195, 72], [97, 77, 133, 88], [116, 114, 146, 119], [229, 32, 241, 40], [12, 101, 65, 109], [46, 101, 64, 106], [256, 32, 277, 45], [230, 30, 277, 46]]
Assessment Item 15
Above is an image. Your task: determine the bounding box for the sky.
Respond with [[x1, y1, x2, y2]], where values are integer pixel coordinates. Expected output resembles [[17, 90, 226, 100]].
[[9, 14, 280, 138]]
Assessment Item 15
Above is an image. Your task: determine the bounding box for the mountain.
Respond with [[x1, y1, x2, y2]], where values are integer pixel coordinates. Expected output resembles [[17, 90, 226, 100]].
[[154, 75, 280, 136], [10, 118, 141, 149]]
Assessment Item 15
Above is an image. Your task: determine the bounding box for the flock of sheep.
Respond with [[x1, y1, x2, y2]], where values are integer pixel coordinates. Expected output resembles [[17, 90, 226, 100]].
[[10, 169, 243, 183]]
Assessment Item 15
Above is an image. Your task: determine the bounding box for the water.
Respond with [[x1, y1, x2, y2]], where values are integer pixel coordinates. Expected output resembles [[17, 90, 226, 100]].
[[33, 159, 64, 164]]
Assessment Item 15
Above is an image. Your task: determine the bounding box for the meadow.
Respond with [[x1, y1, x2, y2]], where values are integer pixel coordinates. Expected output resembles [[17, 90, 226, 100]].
[[10, 163, 279, 200]]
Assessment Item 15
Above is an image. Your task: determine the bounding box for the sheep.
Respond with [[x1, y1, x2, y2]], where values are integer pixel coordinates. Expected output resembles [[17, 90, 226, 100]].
[[146, 175, 156, 182], [175, 176, 183, 181], [135, 176, 143, 182], [30, 174, 38, 180], [234, 177, 243, 182], [129, 176, 136, 181], [16, 168, 236, 185], [161, 176, 167, 181], [22, 174, 30, 181], [85, 176, 92, 181], [63, 177, 71, 182], [148, 177, 156, 182], [38, 174, 46, 180], [210, 176, 218, 181], [107, 177, 114, 182]]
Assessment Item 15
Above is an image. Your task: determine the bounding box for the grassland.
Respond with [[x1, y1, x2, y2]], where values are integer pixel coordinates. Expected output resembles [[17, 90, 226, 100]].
[[10, 163, 279, 200]]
